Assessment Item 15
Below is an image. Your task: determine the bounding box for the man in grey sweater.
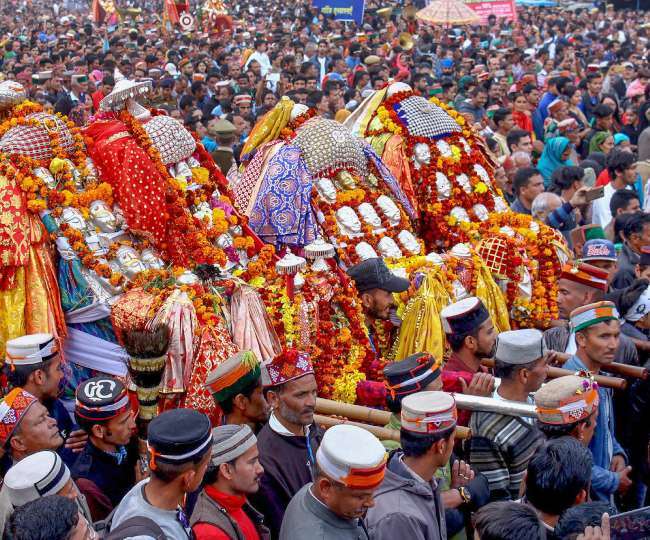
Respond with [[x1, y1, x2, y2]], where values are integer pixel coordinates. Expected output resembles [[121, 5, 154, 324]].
[[366, 391, 460, 540], [280, 424, 386, 540]]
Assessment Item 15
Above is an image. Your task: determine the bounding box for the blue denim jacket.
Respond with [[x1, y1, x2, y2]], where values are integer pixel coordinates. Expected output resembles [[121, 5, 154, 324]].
[[564, 355, 627, 500]]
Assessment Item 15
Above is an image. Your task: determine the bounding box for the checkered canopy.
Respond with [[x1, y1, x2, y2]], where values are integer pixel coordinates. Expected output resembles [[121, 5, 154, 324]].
[[393, 96, 462, 139], [143, 115, 196, 165], [0, 112, 77, 160]]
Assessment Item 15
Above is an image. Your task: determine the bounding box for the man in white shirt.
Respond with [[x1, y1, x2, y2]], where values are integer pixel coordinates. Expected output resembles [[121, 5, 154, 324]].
[[244, 40, 271, 77], [591, 148, 637, 228]]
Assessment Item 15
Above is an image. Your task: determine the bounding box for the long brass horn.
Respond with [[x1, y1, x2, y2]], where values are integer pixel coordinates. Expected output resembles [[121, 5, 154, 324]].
[[399, 32, 414, 51], [376, 7, 393, 19], [403, 5, 417, 20]]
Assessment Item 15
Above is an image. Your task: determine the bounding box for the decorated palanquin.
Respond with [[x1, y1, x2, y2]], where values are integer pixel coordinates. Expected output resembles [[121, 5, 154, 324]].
[[344, 83, 565, 329], [344, 82, 510, 250], [245, 241, 380, 402], [0, 74, 274, 422], [232, 97, 422, 267]]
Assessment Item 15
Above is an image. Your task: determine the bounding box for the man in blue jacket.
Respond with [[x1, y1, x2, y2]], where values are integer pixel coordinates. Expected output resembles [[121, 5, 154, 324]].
[[563, 301, 633, 504]]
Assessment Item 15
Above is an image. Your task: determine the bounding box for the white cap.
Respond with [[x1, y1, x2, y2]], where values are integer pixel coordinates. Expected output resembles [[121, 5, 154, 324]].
[[164, 62, 179, 77], [495, 329, 546, 365], [316, 424, 386, 489], [5, 333, 58, 367], [5, 451, 71, 507], [401, 391, 457, 434], [440, 297, 488, 334]]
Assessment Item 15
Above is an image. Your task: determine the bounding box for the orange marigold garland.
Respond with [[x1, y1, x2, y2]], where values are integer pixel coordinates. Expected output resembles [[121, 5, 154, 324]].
[[119, 109, 228, 269], [469, 213, 560, 328], [365, 89, 504, 250]]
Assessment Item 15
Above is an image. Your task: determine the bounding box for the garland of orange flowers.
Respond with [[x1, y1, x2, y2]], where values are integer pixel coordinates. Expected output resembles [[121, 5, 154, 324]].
[[119, 109, 228, 268], [468, 213, 560, 328], [365, 89, 506, 250], [241, 244, 276, 282]]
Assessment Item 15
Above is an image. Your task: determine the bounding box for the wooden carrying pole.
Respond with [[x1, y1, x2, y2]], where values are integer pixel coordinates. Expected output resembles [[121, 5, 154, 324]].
[[316, 398, 391, 425], [314, 414, 471, 441], [480, 360, 627, 390], [599, 362, 647, 380]]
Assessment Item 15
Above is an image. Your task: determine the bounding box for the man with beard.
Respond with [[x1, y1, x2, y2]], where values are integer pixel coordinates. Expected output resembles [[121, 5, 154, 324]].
[[469, 330, 547, 502], [191, 424, 269, 539], [205, 350, 270, 432], [4, 334, 87, 467], [251, 348, 323, 538], [440, 298, 497, 426], [563, 302, 632, 503], [280, 424, 386, 540], [346, 258, 410, 356], [543, 263, 638, 366]]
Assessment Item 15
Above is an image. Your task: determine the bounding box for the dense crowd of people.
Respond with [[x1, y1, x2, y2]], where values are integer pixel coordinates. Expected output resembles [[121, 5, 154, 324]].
[[2, 0, 650, 538]]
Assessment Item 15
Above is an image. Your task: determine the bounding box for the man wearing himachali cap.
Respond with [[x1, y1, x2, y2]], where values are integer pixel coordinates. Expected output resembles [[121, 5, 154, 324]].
[[111, 409, 213, 538], [1, 450, 94, 532], [439, 297, 497, 426], [469, 329, 546, 502], [0, 387, 66, 532], [563, 302, 633, 503], [0, 386, 63, 472], [366, 391, 459, 540], [191, 424, 269, 539], [534, 374, 617, 517], [72, 377, 139, 521], [543, 263, 638, 367], [251, 349, 323, 538], [280, 424, 386, 540], [4, 333, 88, 467], [204, 350, 270, 431]]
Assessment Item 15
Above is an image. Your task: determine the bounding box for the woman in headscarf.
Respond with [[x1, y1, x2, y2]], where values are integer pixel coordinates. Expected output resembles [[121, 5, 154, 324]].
[[588, 131, 615, 155], [537, 136, 574, 188]]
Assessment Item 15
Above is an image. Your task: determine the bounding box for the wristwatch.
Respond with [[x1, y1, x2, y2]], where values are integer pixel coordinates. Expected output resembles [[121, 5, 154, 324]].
[[458, 486, 472, 505]]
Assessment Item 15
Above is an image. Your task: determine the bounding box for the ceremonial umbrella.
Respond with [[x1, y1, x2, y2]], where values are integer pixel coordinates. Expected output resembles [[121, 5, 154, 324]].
[[415, 0, 481, 27]]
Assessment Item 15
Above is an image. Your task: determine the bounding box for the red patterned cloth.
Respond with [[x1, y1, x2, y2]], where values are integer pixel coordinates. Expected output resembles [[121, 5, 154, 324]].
[[182, 324, 237, 426], [83, 119, 169, 244], [0, 170, 29, 289]]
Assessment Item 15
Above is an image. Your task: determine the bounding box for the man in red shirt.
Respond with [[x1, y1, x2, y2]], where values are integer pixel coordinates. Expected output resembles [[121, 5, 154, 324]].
[[191, 424, 269, 539], [440, 297, 497, 426], [90, 74, 114, 113]]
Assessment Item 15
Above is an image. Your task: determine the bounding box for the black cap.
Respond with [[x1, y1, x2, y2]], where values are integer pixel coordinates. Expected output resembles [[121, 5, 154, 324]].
[[347, 257, 409, 294], [383, 353, 441, 398], [75, 377, 130, 423], [148, 409, 211, 467]]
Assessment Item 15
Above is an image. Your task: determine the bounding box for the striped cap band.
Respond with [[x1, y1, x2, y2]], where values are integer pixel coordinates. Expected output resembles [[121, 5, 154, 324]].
[[570, 301, 619, 333]]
